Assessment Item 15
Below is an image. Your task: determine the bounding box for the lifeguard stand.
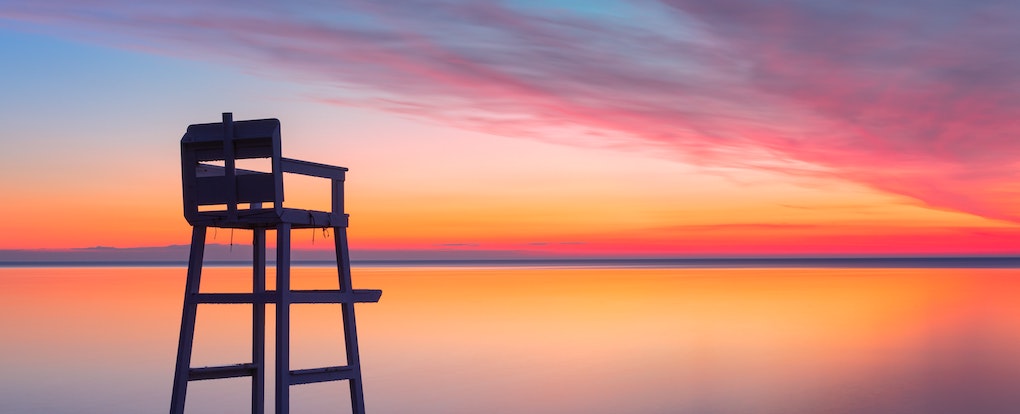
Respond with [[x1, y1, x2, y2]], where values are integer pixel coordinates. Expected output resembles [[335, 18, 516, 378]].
[[170, 113, 381, 414]]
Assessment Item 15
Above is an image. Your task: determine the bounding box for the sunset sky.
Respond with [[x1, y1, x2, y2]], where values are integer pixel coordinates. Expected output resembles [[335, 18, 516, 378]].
[[1, 0, 1018, 257]]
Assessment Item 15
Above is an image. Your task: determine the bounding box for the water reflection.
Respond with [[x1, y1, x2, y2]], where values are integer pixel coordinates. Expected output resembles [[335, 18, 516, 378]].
[[1, 267, 1019, 413]]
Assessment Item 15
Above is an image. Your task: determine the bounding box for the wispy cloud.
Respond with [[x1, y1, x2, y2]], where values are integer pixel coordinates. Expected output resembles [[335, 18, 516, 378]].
[[4, 0, 1018, 220]]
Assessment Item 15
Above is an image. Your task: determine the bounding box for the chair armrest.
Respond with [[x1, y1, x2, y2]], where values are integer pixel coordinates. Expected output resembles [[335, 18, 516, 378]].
[[280, 157, 348, 179]]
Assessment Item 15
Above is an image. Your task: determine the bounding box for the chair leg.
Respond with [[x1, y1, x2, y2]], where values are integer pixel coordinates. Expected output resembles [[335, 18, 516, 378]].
[[170, 226, 207, 414], [252, 228, 267, 414], [335, 226, 367, 414], [275, 223, 292, 414]]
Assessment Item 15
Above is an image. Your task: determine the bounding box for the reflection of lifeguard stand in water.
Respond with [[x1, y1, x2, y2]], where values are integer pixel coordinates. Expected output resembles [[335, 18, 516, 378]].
[[170, 113, 381, 414]]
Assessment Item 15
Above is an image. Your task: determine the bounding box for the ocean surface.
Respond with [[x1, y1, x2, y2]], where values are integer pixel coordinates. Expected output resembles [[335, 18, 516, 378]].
[[2, 264, 1020, 413]]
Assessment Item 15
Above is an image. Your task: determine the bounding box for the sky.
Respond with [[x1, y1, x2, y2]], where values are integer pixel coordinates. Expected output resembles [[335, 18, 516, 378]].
[[1, 0, 1018, 258]]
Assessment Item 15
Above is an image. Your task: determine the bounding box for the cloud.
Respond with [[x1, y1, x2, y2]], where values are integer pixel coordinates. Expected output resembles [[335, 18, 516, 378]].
[[3, 0, 1019, 221], [661, 0, 1020, 220]]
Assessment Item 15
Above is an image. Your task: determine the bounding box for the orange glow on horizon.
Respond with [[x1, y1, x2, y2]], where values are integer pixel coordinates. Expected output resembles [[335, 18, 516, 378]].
[[2, 127, 1016, 256]]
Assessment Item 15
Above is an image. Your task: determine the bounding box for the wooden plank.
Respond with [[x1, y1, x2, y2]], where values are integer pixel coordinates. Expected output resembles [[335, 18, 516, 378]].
[[185, 207, 344, 229], [281, 157, 347, 179], [336, 226, 367, 414], [170, 226, 207, 414], [194, 292, 268, 303], [275, 223, 292, 414], [332, 179, 344, 219], [252, 228, 267, 414], [289, 366, 355, 385], [291, 289, 382, 304], [196, 164, 264, 177], [223, 113, 237, 220], [194, 289, 381, 304], [189, 363, 257, 381], [194, 174, 276, 205]]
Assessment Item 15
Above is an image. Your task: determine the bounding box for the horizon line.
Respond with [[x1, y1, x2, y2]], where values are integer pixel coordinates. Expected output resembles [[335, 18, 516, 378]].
[[4, 256, 1020, 269]]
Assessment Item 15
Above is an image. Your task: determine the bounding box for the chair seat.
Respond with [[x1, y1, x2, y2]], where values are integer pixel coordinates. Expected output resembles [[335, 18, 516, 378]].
[[187, 208, 348, 229]]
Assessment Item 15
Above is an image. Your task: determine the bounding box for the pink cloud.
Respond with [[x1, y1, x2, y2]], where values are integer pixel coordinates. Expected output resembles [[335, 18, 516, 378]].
[[659, 0, 1020, 220], [3, 0, 1019, 221]]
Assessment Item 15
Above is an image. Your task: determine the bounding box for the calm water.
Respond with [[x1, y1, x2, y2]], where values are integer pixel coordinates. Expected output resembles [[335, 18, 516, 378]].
[[2, 266, 1020, 413]]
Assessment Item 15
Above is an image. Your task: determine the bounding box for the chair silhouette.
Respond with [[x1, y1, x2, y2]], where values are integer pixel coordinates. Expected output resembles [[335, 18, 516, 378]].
[[171, 113, 381, 414]]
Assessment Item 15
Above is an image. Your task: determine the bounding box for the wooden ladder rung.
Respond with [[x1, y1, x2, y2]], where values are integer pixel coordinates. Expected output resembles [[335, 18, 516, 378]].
[[189, 363, 257, 381], [194, 292, 271, 304], [289, 365, 356, 385], [194, 289, 382, 304], [291, 289, 382, 304]]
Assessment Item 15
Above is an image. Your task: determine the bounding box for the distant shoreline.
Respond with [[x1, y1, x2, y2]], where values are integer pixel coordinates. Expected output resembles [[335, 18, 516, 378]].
[[3, 257, 1020, 269]]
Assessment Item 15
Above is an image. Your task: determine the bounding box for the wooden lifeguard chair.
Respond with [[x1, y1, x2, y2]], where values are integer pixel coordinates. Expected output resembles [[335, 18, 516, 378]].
[[170, 113, 381, 414]]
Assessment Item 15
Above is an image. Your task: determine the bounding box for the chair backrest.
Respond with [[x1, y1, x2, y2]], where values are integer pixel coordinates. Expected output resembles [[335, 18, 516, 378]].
[[181, 113, 284, 223]]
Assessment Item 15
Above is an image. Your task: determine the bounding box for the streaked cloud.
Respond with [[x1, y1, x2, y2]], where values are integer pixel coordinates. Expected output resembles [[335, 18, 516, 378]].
[[3, 0, 1018, 221]]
